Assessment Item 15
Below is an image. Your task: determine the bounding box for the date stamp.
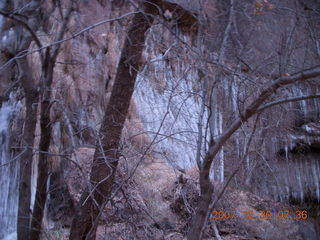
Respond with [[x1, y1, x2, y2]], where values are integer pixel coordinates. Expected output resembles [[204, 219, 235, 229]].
[[211, 210, 308, 220]]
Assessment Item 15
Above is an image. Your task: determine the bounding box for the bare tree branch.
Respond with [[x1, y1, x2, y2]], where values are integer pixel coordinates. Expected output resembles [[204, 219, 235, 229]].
[[213, 222, 224, 240], [203, 65, 320, 172], [258, 94, 320, 112], [0, 11, 140, 72], [50, 2, 74, 61], [0, 10, 42, 48], [188, 65, 320, 240]]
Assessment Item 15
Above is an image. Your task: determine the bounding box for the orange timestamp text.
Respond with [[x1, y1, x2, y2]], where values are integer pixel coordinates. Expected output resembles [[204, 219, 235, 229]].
[[211, 210, 308, 220]]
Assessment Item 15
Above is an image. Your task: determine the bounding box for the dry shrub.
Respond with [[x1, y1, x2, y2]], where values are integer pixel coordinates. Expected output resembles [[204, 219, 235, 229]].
[[163, 174, 199, 234]]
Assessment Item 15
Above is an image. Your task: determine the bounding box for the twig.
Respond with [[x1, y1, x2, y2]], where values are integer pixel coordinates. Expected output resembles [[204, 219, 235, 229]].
[[258, 94, 320, 112], [0, 11, 140, 71]]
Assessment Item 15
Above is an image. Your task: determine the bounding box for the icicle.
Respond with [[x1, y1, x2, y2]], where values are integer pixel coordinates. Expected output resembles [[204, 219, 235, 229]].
[[0, 14, 3, 32], [296, 159, 304, 202], [284, 145, 290, 198], [296, 87, 308, 118], [231, 80, 237, 113], [278, 185, 283, 201], [0, 99, 20, 239], [305, 158, 310, 194], [219, 111, 224, 182], [236, 137, 240, 159], [301, 95, 308, 118], [271, 185, 277, 200], [209, 92, 218, 180], [244, 155, 251, 185], [30, 156, 38, 213], [212, 106, 218, 181], [312, 159, 320, 202], [243, 136, 249, 171]]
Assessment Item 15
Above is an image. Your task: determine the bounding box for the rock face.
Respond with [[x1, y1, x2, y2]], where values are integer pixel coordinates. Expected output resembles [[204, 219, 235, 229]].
[[0, 0, 320, 239], [28, 0, 320, 204]]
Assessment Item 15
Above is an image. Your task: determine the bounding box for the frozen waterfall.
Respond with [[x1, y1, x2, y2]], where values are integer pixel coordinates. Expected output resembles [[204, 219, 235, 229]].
[[0, 98, 20, 240]]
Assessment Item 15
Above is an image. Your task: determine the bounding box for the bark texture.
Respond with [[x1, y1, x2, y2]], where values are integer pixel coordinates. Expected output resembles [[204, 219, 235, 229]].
[[69, 2, 158, 239], [0, 3, 44, 238], [29, 52, 55, 240], [30, 3, 73, 238], [0, 2, 48, 238], [17, 58, 39, 240]]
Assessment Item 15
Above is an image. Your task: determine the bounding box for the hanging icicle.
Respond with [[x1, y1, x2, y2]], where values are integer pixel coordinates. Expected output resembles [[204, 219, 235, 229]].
[[0, 95, 21, 240]]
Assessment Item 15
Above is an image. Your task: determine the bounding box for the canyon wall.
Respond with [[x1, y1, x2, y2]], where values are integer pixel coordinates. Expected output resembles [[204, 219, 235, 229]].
[[0, 0, 319, 239]]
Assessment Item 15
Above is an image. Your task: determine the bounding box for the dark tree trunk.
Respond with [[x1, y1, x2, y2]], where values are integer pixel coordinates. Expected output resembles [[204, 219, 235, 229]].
[[17, 59, 39, 240], [1, 9, 42, 239], [0, 2, 71, 239], [187, 167, 213, 240], [68, 2, 160, 239], [29, 4, 73, 237], [30, 56, 55, 240]]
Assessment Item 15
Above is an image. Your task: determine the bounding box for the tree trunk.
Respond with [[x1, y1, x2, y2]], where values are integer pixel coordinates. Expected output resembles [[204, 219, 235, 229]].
[[17, 58, 39, 240], [29, 3, 73, 237], [30, 57, 55, 240], [187, 167, 213, 240], [69, 2, 160, 239]]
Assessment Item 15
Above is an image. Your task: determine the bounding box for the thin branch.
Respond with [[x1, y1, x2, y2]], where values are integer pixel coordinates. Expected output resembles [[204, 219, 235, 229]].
[[39, 10, 137, 52], [203, 65, 320, 172], [218, 0, 234, 63], [213, 222, 223, 240], [0, 10, 42, 48], [258, 94, 320, 112], [0, 10, 140, 71], [51, 1, 74, 61]]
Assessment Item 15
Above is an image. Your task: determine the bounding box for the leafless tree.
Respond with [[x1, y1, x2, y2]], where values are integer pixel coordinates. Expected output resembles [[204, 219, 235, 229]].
[[69, 0, 198, 238], [1, 1, 320, 240], [68, 1, 158, 239], [1, 1, 74, 239], [30, 3, 74, 240], [187, 1, 320, 239]]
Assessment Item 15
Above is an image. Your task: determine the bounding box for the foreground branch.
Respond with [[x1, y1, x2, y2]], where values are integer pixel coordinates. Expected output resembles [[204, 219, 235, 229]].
[[258, 93, 320, 112]]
